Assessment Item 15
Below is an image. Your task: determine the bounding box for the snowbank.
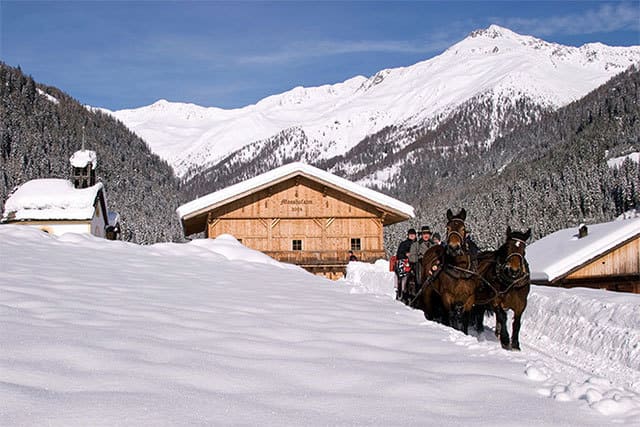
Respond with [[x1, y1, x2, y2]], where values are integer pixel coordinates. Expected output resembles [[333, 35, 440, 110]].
[[1, 226, 638, 425], [344, 260, 640, 421], [344, 259, 396, 297]]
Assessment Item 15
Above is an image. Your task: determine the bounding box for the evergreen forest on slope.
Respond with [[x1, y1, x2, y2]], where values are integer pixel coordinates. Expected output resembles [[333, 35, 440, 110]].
[[384, 67, 640, 251], [0, 63, 186, 243]]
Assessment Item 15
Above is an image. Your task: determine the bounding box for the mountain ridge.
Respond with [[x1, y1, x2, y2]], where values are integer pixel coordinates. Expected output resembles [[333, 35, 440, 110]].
[[104, 25, 640, 178]]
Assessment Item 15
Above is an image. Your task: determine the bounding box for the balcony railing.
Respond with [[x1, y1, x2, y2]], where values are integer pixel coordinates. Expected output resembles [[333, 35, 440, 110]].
[[264, 250, 386, 266]]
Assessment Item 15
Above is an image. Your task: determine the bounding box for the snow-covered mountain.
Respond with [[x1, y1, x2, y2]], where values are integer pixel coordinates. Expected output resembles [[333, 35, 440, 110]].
[[106, 25, 640, 178]]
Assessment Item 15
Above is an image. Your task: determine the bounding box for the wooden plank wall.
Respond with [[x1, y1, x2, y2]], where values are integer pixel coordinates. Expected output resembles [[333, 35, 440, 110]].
[[567, 236, 639, 279], [207, 177, 385, 254]]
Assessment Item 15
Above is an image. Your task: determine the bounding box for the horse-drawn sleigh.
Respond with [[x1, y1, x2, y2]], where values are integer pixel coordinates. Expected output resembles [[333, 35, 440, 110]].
[[396, 208, 532, 350]]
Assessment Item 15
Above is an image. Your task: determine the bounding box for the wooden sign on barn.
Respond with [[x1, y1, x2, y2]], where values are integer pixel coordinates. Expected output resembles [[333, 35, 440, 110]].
[[177, 162, 414, 278]]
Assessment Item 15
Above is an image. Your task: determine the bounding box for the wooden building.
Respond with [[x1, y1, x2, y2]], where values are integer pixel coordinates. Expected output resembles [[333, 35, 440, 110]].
[[177, 162, 414, 278], [527, 217, 640, 293], [1, 149, 121, 240]]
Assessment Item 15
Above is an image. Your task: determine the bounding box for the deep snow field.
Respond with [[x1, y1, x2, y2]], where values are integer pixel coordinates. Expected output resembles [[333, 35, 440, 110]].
[[1, 226, 638, 426]]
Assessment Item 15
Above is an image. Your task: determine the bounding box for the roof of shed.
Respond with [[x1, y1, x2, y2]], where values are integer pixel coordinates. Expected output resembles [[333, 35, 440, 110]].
[[527, 215, 640, 282]]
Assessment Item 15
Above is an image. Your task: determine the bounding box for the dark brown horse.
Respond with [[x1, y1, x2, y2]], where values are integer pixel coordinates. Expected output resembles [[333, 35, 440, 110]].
[[419, 209, 479, 334], [473, 227, 531, 350]]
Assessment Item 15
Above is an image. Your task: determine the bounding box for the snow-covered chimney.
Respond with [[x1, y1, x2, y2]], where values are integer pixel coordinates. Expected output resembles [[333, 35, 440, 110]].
[[578, 223, 588, 239]]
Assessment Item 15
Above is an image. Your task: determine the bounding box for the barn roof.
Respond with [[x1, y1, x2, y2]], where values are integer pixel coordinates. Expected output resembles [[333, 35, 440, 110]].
[[1, 179, 104, 222], [527, 215, 640, 282], [177, 162, 415, 235]]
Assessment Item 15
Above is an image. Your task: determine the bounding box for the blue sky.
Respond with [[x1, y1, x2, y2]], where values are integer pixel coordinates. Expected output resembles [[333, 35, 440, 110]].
[[2, 1, 639, 110]]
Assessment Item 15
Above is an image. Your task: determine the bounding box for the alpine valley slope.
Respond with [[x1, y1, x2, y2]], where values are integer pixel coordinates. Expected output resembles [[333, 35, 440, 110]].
[[106, 25, 640, 181]]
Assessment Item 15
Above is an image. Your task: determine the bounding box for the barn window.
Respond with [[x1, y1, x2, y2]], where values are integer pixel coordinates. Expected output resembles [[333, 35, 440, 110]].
[[292, 239, 303, 251], [350, 238, 361, 251]]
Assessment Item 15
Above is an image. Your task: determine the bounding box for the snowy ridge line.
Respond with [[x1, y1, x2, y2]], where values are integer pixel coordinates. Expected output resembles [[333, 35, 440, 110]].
[[103, 25, 640, 177]]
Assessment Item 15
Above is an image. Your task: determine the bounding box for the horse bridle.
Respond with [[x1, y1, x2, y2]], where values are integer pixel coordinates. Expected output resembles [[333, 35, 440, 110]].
[[446, 218, 467, 248], [497, 237, 529, 284]]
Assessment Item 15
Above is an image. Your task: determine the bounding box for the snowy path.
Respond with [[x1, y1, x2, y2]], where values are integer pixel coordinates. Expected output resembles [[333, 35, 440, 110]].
[[1, 227, 639, 426], [346, 261, 640, 423]]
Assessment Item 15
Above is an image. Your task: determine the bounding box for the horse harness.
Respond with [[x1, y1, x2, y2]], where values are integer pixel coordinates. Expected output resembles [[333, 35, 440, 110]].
[[446, 218, 466, 237], [475, 242, 530, 304], [412, 244, 530, 306], [409, 252, 479, 306]]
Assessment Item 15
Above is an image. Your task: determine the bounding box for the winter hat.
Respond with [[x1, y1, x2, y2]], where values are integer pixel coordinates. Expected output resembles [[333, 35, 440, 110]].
[[407, 228, 417, 235], [433, 232, 441, 241], [421, 225, 431, 233]]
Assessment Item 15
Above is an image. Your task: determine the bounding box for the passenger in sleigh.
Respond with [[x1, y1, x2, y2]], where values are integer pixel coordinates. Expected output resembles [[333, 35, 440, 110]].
[[394, 228, 416, 302], [409, 225, 435, 288]]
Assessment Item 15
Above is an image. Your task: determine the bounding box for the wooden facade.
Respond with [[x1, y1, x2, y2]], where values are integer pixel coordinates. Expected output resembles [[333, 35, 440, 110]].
[[533, 234, 640, 294], [179, 167, 413, 278]]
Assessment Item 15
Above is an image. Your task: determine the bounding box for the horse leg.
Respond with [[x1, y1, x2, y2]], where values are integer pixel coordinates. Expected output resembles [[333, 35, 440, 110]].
[[450, 302, 465, 332], [471, 305, 485, 334], [511, 309, 524, 351], [462, 310, 470, 335], [495, 307, 511, 350]]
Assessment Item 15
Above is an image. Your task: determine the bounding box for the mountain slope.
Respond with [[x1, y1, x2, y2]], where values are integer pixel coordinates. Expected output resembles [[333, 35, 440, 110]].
[[107, 25, 640, 179], [387, 66, 640, 251]]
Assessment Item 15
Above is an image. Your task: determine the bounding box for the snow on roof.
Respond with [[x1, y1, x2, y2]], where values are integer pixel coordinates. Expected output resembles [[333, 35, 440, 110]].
[[176, 162, 415, 220], [70, 150, 97, 169], [2, 179, 103, 222], [527, 216, 640, 282]]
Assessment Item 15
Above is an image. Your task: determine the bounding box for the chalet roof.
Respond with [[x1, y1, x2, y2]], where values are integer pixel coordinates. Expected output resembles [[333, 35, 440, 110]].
[[176, 162, 415, 235], [1, 179, 104, 222], [527, 215, 640, 282]]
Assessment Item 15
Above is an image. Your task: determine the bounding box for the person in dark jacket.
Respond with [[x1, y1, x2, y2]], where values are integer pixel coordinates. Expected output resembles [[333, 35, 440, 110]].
[[409, 226, 434, 287], [348, 250, 358, 262], [432, 232, 443, 246], [396, 228, 417, 259], [395, 228, 417, 301]]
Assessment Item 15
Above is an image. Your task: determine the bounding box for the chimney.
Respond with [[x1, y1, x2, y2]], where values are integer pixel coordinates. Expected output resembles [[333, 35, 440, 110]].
[[578, 224, 588, 239]]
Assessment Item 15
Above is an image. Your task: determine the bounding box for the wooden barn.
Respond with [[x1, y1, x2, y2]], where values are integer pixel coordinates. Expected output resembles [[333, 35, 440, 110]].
[[527, 216, 640, 293], [176, 162, 414, 278], [1, 149, 121, 240]]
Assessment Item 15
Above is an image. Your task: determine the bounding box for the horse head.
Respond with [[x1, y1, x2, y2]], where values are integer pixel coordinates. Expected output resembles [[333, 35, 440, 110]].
[[501, 226, 531, 279], [445, 208, 467, 256]]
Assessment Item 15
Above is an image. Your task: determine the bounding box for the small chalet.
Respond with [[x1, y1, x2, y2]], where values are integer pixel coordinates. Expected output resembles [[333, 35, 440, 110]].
[[527, 215, 640, 293], [177, 162, 414, 278], [1, 149, 121, 240]]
